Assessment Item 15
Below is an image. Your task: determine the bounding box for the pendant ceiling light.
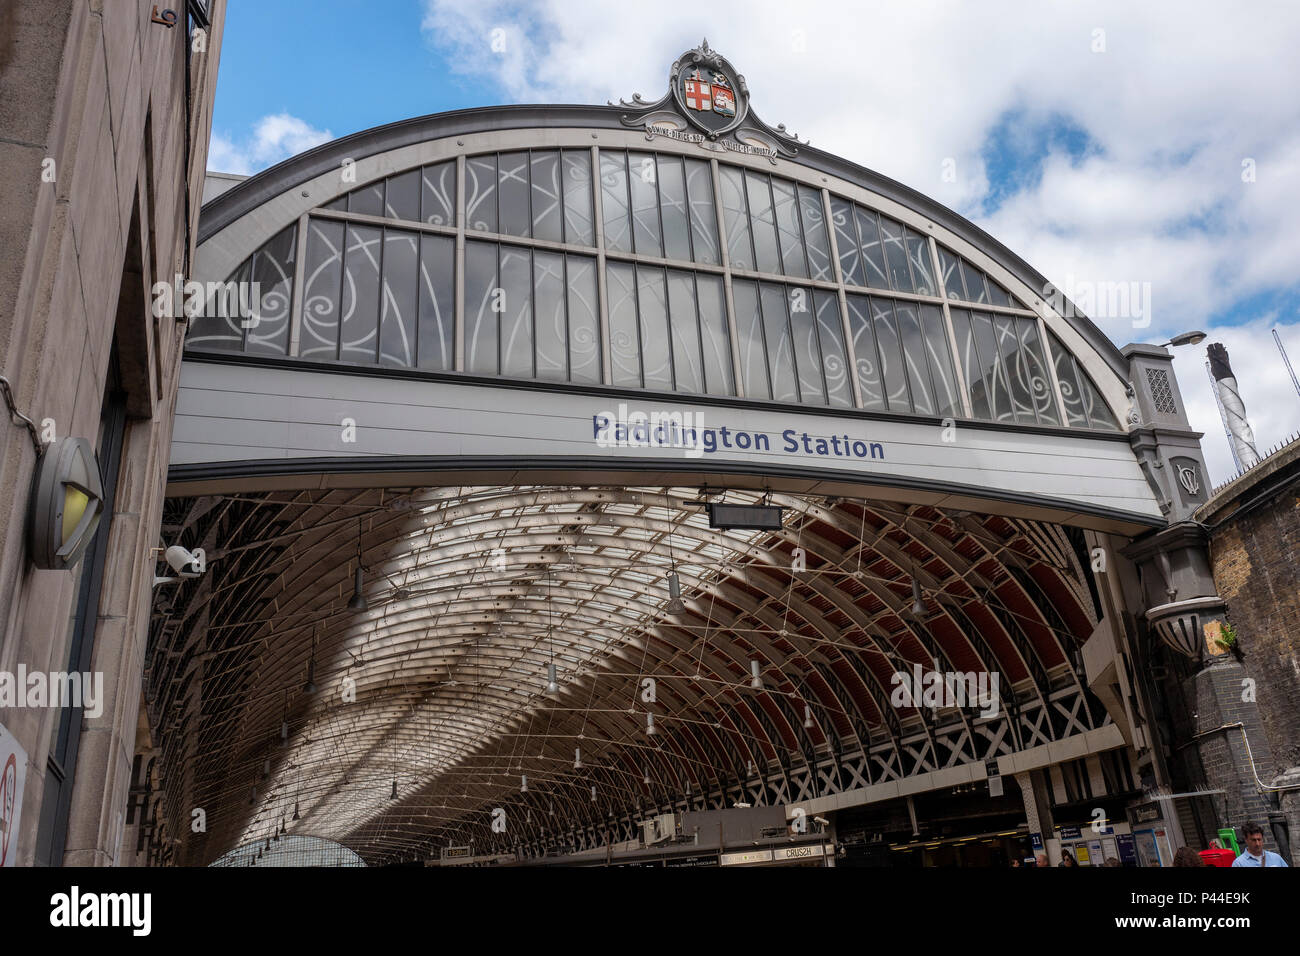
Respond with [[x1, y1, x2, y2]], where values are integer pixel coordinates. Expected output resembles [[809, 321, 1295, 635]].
[[521, 774, 528, 793], [303, 628, 319, 695], [347, 516, 368, 612], [664, 505, 686, 616], [643, 771, 650, 786], [750, 659, 762, 689], [646, 712, 655, 736], [347, 566, 368, 611], [545, 574, 562, 703], [804, 705, 814, 729], [573, 747, 582, 770], [391, 778, 398, 800], [911, 572, 926, 618], [665, 570, 684, 615]]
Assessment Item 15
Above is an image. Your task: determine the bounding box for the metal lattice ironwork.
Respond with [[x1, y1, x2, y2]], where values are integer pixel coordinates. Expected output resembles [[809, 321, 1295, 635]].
[[147, 485, 1107, 865], [1146, 367, 1177, 414]]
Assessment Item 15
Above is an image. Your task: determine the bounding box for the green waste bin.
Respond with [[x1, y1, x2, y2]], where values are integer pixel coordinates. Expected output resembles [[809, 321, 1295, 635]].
[[1217, 827, 1240, 855]]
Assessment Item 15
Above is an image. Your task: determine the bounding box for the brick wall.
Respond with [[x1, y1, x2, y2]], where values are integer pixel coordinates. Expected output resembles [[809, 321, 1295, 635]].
[[1204, 460, 1300, 772], [1191, 661, 1277, 838], [1199, 443, 1300, 858]]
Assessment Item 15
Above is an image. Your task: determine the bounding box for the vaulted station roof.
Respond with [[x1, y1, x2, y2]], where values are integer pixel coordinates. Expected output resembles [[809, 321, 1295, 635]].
[[151, 484, 1107, 865]]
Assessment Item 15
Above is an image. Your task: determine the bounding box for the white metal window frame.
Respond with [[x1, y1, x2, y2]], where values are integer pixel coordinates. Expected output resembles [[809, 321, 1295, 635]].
[[195, 126, 1124, 429]]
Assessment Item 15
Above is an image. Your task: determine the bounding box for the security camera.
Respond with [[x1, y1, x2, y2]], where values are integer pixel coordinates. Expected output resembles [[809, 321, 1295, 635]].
[[165, 545, 205, 578], [814, 816, 830, 826]]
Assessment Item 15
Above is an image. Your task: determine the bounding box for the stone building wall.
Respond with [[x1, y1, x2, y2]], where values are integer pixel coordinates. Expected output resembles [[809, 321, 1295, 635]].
[[0, 0, 224, 865]]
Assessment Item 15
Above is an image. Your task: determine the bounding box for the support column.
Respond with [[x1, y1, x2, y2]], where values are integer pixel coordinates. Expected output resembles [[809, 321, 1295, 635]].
[[1191, 658, 1281, 851], [62, 417, 166, 866], [1116, 340, 1237, 859], [1016, 770, 1055, 864]]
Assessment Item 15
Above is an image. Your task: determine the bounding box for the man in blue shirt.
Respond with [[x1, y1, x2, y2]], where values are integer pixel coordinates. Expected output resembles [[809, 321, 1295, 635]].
[[1231, 822, 1289, 866]]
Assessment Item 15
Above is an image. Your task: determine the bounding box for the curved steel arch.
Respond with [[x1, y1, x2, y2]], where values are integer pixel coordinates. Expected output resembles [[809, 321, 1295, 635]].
[[197, 103, 1128, 384], [148, 480, 1112, 864]]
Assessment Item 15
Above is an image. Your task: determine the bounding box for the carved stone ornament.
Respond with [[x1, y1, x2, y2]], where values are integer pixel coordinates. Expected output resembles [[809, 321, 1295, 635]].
[[1125, 382, 1141, 428], [1145, 596, 1227, 662]]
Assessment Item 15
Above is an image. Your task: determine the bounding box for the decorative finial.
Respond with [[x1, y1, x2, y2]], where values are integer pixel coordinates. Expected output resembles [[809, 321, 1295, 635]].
[[701, 37, 711, 54]]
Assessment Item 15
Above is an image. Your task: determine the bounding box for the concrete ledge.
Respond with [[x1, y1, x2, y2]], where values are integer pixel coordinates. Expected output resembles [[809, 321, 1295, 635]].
[[996, 724, 1127, 777]]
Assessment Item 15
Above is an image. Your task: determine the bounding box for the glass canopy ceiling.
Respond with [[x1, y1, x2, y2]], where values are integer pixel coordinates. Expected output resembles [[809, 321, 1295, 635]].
[[151, 484, 1104, 864]]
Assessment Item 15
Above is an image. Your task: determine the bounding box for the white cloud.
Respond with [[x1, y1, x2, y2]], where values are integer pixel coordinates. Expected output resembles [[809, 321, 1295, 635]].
[[420, 0, 1300, 484], [208, 113, 333, 175]]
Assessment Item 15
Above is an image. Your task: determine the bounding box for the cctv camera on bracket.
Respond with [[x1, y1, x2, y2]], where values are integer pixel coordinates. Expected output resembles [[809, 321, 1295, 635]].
[[166, 545, 205, 577], [153, 544, 206, 587]]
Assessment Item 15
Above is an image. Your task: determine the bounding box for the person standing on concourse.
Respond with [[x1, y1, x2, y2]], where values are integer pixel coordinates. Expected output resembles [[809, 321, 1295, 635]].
[[1231, 823, 1289, 867]]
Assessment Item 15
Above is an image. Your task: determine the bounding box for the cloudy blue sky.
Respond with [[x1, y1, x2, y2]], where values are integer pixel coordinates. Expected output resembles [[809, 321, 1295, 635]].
[[208, 0, 1300, 485]]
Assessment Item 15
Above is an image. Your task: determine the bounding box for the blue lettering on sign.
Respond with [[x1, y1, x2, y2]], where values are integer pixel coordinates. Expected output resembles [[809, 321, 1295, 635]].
[[587, 408, 885, 462]]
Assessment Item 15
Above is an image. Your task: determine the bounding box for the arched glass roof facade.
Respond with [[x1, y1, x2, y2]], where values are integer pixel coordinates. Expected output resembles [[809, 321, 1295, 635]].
[[168, 47, 1152, 865], [189, 142, 1119, 431]]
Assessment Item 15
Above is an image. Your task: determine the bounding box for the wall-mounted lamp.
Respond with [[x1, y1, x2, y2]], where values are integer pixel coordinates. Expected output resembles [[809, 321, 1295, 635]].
[[27, 437, 104, 571]]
